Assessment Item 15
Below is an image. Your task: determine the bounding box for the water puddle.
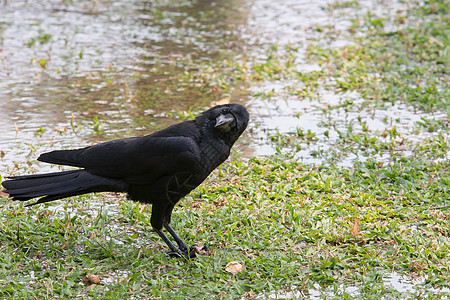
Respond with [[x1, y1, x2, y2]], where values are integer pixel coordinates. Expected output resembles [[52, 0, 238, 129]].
[[259, 271, 450, 299], [249, 89, 448, 166], [0, 0, 250, 173], [243, 0, 448, 165], [1, 0, 441, 170]]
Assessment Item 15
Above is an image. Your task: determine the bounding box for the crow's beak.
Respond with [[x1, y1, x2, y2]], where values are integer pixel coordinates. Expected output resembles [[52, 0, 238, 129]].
[[215, 114, 234, 129]]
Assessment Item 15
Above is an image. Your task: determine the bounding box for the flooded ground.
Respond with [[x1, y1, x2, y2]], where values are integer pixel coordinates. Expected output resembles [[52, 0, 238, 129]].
[[1, 0, 447, 171], [1, 0, 448, 298], [1, 0, 447, 174], [0, 0, 251, 173], [260, 271, 450, 299]]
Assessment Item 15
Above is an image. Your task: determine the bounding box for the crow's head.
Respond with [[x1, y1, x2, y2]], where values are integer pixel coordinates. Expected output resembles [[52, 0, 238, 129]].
[[200, 103, 249, 146]]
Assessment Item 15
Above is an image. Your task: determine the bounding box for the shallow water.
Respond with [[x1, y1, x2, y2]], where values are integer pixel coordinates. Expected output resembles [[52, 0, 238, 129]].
[[249, 89, 448, 166], [259, 271, 450, 299], [1, 0, 445, 171], [0, 0, 250, 173]]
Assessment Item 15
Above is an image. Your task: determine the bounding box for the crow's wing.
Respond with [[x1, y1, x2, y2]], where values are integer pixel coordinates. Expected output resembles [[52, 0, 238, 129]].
[[38, 136, 201, 184]]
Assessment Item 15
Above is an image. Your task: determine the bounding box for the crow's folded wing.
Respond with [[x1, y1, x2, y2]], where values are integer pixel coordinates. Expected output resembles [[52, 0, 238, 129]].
[[38, 136, 201, 184]]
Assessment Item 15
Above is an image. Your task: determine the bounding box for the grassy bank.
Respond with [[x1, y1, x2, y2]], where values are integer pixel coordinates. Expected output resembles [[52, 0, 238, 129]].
[[1, 155, 449, 298]]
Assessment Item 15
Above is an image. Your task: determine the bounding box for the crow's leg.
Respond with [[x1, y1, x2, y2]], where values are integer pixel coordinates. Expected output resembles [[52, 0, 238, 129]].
[[163, 204, 207, 258], [154, 228, 180, 254], [151, 203, 184, 256], [162, 204, 191, 257], [163, 204, 187, 250], [151, 202, 206, 258], [163, 221, 206, 258], [163, 222, 187, 251]]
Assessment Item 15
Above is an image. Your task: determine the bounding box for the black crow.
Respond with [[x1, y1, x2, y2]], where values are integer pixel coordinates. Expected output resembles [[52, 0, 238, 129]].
[[2, 103, 249, 258]]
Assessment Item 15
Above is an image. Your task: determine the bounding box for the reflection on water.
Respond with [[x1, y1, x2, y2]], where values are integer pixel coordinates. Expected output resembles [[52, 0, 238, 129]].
[[0, 0, 250, 173], [0, 0, 432, 172]]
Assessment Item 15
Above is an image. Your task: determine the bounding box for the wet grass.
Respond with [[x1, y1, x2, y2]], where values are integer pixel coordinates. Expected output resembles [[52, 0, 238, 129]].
[[1, 0, 449, 299], [311, 6, 449, 112], [1, 155, 449, 298]]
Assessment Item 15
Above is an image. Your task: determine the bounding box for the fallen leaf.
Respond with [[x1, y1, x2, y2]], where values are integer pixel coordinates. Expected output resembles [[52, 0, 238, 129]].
[[225, 261, 245, 274], [351, 219, 360, 236], [190, 243, 208, 256], [83, 274, 100, 285]]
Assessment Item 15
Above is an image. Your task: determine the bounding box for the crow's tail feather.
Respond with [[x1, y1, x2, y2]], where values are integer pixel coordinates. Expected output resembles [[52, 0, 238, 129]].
[[2, 170, 128, 206]]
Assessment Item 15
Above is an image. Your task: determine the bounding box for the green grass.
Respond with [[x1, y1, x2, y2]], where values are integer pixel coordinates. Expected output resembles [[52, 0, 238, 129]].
[[310, 8, 449, 112], [1, 0, 449, 298], [1, 156, 449, 298]]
